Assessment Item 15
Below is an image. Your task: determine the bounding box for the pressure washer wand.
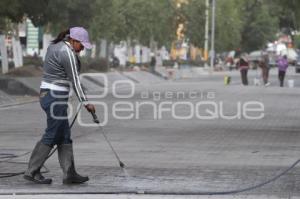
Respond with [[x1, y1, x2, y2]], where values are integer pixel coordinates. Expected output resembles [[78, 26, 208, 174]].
[[90, 112, 100, 124], [90, 112, 125, 168]]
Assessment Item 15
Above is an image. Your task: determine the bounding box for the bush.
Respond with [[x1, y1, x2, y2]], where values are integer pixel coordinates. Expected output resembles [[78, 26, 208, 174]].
[[23, 56, 43, 67], [162, 60, 175, 67], [162, 58, 204, 67], [80, 57, 108, 72], [127, 61, 149, 68]]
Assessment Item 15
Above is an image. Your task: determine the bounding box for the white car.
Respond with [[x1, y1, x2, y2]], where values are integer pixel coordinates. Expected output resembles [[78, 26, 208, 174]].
[[280, 48, 297, 65]]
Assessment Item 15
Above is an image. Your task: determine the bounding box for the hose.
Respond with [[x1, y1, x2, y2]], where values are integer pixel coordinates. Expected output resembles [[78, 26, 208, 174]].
[[1, 158, 300, 195], [0, 103, 83, 179], [145, 159, 300, 195]]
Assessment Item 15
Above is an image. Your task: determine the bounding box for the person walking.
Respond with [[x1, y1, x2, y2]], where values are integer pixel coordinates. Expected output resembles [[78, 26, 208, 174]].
[[150, 52, 156, 73], [259, 52, 270, 86], [23, 27, 96, 184], [277, 55, 289, 87], [237, 53, 249, 86]]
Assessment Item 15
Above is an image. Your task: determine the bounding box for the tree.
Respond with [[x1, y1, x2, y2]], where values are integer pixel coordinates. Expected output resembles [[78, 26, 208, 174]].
[[1, 0, 299, 55], [21, 0, 50, 27], [215, 0, 243, 52], [0, 0, 24, 23], [272, 0, 300, 31], [181, 0, 206, 48], [239, 0, 278, 51], [0, 0, 24, 33], [294, 35, 300, 49], [89, 0, 125, 43], [44, 0, 96, 34], [89, 0, 176, 49]]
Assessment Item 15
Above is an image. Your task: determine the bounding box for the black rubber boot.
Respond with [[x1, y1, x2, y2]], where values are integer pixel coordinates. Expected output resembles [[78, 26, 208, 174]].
[[57, 144, 89, 184], [23, 141, 52, 184]]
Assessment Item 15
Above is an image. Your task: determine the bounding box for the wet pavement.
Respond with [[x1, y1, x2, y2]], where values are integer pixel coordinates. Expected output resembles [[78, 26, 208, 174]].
[[1, 69, 300, 198]]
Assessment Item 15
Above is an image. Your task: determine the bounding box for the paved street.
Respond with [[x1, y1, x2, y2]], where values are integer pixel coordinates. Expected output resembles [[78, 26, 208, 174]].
[[1, 70, 300, 198]]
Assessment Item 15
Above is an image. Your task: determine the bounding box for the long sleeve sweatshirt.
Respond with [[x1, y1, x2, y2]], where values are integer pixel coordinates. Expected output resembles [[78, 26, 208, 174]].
[[41, 41, 87, 102]]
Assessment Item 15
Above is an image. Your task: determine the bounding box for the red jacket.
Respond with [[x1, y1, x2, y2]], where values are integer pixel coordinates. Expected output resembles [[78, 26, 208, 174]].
[[237, 58, 249, 70]]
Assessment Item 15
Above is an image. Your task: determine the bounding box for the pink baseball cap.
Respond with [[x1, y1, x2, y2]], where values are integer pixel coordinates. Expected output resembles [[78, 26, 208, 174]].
[[70, 27, 92, 49]]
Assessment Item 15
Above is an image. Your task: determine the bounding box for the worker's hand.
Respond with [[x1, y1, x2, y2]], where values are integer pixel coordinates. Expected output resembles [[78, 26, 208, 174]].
[[85, 103, 96, 113]]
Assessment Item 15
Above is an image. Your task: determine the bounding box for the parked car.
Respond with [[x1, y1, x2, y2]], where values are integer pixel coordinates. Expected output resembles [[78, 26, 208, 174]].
[[280, 48, 297, 65], [248, 50, 262, 62], [248, 50, 277, 68]]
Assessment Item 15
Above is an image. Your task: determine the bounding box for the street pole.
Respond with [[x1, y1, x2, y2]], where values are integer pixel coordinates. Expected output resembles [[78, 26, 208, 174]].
[[210, 0, 216, 72], [204, 0, 209, 68]]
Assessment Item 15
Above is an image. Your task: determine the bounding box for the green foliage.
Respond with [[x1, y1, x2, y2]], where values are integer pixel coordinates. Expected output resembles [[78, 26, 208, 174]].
[[89, 0, 175, 47], [294, 35, 300, 49], [21, 0, 50, 27], [121, 0, 175, 47], [89, 0, 125, 42], [272, 0, 300, 30], [215, 0, 243, 51], [45, 0, 96, 34], [0, 0, 24, 32], [0, 0, 299, 53], [0, 0, 24, 23], [240, 0, 278, 51], [182, 0, 206, 48]]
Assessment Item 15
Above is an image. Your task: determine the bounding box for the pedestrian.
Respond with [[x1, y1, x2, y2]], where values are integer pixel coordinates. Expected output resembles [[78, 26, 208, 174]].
[[112, 56, 120, 68], [150, 53, 156, 73], [237, 53, 249, 86], [277, 55, 289, 87], [23, 27, 96, 184], [259, 52, 270, 86]]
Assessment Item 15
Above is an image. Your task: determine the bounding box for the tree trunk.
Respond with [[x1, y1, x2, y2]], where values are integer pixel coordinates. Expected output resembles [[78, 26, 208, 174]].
[[0, 35, 8, 74], [100, 39, 107, 58], [105, 39, 110, 71], [95, 39, 101, 59], [12, 23, 23, 68]]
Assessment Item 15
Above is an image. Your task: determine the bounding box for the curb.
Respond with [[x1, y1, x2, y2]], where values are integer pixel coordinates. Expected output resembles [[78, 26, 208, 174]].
[[0, 98, 39, 109]]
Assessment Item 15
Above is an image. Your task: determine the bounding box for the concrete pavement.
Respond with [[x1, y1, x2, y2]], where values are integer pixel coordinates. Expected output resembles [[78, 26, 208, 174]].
[[1, 70, 300, 198], [1, 194, 300, 199]]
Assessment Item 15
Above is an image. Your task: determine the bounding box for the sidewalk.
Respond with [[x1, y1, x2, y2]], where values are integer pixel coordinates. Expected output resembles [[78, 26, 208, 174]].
[[156, 65, 299, 81]]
